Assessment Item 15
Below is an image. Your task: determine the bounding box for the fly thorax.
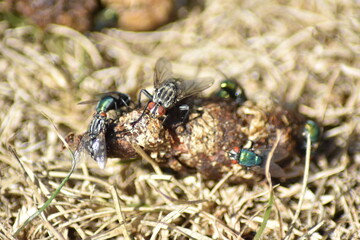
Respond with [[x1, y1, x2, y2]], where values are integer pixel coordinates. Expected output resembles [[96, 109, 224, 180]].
[[153, 82, 178, 109], [88, 113, 107, 135]]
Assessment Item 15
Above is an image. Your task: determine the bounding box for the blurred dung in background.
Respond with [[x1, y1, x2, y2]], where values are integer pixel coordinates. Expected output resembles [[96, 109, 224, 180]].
[[4, 0, 98, 32], [4, 0, 181, 31]]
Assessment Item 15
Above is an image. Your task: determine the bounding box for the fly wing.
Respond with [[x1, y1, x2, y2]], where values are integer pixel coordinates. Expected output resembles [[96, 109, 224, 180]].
[[74, 133, 95, 166], [78, 92, 130, 105], [78, 99, 98, 105], [253, 162, 286, 178], [76, 131, 108, 169], [177, 77, 214, 100], [154, 58, 173, 88], [251, 145, 289, 178], [77, 93, 113, 106], [256, 145, 290, 163], [90, 131, 107, 169], [78, 94, 110, 106], [97, 92, 130, 102], [74, 134, 87, 163]]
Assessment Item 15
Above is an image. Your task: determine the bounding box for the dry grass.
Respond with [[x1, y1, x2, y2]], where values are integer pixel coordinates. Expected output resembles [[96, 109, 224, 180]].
[[1, 0, 360, 239]]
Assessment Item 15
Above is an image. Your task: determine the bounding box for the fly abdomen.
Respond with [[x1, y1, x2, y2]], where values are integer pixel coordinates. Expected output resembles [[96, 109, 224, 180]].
[[228, 140, 263, 167], [96, 96, 117, 113], [237, 149, 263, 167]]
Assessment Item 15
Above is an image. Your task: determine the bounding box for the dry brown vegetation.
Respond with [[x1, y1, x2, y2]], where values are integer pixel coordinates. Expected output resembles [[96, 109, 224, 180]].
[[0, 0, 360, 239]]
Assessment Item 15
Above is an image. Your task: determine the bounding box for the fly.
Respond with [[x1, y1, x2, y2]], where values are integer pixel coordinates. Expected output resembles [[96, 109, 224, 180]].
[[302, 120, 320, 144], [215, 75, 247, 105], [228, 140, 263, 167], [76, 92, 131, 169], [79, 91, 131, 114], [228, 140, 287, 178], [300, 120, 321, 150], [132, 58, 214, 127]]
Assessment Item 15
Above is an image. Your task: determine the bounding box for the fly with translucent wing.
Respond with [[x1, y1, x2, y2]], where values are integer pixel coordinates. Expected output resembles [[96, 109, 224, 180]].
[[228, 140, 289, 178], [132, 58, 214, 127], [75, 92, 131, 169]]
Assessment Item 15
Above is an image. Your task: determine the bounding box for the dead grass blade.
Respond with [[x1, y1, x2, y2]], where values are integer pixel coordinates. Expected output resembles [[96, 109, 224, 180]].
[[12, 115, 78, 237], [284, 131, 312, 240], [253, 130, 281, 240], [110, 186, 131, 240]]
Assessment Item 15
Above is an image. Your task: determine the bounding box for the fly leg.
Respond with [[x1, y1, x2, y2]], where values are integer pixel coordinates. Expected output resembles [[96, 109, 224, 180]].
[[119, 97, 132, 112], [178, 104, 190, 124], [131, 89, 154, 126], [131, 101, 151, 126], [163, 104, 190, 128], [137, 89, 153, 108]]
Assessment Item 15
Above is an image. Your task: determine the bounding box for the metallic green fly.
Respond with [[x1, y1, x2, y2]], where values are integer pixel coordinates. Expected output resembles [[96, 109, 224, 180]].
[[76, 92, 131, 168]]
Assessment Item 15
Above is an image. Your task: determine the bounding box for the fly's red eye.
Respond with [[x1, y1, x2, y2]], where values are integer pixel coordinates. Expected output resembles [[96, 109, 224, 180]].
[[147, 102, 156, 111], [233, 146, 240, 153], [230, 159, 238, 165], [99, 112, 107, 117], [157, 106, 166, 116]]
